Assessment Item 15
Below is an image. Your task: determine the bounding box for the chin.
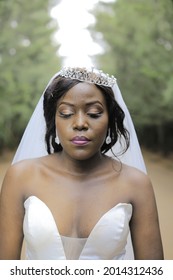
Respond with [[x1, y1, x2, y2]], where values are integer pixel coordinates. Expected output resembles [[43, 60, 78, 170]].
[[70, 151, 99, 161]]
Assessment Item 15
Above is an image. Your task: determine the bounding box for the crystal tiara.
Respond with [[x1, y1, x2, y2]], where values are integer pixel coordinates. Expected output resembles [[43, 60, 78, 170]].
[[58, 67, 117, 87]]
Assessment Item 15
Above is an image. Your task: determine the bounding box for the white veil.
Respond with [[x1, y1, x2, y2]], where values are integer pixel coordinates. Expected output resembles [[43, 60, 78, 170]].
[[12, 69, 147, 259]]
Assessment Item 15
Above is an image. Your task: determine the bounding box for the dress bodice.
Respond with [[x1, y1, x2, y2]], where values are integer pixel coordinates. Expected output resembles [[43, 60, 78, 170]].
[[23, 196, 133, 260]]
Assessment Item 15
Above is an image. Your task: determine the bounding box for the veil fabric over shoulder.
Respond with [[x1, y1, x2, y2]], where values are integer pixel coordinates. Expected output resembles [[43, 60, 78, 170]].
[[12, 68, 147, 259]]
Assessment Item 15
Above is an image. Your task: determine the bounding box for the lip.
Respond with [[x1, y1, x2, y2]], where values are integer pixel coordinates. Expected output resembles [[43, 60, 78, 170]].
[[71, 136, 91, 146]]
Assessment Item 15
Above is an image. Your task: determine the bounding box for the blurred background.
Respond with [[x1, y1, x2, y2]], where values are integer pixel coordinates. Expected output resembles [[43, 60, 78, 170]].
[[0, 0, 173, 259]]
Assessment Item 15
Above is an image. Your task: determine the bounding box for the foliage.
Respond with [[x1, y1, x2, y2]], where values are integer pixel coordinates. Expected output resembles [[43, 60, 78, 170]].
[[0, 0, 61, 150], [91, 0, 173, 153]]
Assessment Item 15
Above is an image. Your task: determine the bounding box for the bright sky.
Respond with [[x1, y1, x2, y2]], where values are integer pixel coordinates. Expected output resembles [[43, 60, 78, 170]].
[[51, 0, 113, 67]]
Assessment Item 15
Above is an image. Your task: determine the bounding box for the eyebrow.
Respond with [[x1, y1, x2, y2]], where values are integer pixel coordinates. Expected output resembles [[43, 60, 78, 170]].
[[58, 102, 75, 107], [58, 101, 104, 107], [86, 101, 104, 107]]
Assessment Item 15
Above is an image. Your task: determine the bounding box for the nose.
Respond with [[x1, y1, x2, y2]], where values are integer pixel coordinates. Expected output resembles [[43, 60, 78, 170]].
[[73, 112, 88, 131]]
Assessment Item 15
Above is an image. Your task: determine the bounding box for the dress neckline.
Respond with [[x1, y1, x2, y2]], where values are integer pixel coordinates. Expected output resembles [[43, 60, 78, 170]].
[[24, 195, 133, 259], [24, 195, 132, 239]]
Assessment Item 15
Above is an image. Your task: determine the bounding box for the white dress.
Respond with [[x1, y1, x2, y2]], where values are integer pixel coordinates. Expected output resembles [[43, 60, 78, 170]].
[[23, 196, 133, 260]]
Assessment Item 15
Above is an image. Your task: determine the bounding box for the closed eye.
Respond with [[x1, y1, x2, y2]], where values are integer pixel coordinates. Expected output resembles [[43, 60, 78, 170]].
[[59, 112, 73, 118], [88, 113, 102, 118]]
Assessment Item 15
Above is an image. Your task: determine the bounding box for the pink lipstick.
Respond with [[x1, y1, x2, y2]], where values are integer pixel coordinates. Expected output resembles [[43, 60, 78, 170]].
[[71, 136, 90, 146]]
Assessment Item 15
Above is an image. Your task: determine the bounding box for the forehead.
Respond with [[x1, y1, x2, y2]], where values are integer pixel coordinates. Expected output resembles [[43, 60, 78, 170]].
[[58, 82, 106, 105]]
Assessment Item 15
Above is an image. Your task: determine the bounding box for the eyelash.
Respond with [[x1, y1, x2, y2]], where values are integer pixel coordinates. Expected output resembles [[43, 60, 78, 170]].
[[59, 113, 73, 118], [59, 112, 102, 119], [87, 113, 102, 118]]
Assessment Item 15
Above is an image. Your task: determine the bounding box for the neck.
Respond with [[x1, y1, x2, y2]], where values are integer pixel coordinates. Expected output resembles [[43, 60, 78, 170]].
[[58, 151, 106, 177]]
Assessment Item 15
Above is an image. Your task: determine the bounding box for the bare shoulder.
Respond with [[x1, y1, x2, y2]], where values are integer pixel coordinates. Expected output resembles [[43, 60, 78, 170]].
[[121, 163, 152, 189], [3, 156, 44, 181], [120, 163, 154, 205], [1, 155, 51, 199], [5, 154, 55, 175]]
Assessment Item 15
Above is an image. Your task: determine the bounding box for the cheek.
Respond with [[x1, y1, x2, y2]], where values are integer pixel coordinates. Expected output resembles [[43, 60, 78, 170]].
[[94, 117, 109, 139], [96, 123, 107, 136], [55, 119, 65, 137], [98, 114, 109, 131]]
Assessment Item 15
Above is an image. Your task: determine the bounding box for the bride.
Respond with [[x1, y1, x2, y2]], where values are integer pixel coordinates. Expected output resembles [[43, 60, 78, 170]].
[[0, 67, 163, 260]]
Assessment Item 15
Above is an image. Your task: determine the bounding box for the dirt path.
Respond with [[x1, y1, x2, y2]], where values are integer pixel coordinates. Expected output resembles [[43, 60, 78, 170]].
[[0, 149, 173, 259]]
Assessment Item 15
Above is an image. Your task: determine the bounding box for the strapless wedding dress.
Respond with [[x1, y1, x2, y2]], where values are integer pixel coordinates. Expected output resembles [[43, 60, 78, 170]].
[[23, 196, 133, 260]]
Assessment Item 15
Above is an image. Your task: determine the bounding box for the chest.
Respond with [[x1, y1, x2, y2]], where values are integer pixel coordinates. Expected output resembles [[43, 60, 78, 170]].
[[26, 169, 130, 238]]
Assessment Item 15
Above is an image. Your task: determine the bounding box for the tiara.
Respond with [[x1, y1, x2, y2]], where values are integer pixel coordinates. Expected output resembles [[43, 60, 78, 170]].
[[58, 67, 117, 87]]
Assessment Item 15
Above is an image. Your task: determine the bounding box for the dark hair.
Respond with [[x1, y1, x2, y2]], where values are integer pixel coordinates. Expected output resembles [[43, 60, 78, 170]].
[[43, 76, 130, 155]]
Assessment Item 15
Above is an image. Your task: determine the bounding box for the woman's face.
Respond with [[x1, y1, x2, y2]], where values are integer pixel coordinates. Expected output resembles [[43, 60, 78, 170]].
[[55, 82, 109, 161]]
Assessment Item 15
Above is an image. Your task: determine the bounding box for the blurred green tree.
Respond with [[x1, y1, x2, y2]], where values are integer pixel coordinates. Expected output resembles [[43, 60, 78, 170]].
[[0, 0, 61, 150], [91, 0, 173, 153]]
